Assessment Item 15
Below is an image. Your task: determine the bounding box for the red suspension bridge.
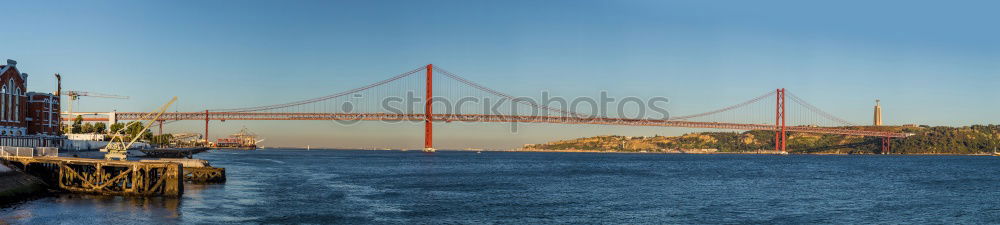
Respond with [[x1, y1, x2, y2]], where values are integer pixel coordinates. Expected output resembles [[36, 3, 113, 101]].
[[67, 64, 909, 153]]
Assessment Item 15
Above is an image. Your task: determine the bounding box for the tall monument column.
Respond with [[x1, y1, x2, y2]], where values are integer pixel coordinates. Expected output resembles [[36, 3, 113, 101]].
[[873, 99, 883, 126]]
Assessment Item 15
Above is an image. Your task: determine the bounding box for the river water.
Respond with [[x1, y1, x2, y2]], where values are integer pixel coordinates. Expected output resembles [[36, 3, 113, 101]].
[[2, 149, 999, 224]]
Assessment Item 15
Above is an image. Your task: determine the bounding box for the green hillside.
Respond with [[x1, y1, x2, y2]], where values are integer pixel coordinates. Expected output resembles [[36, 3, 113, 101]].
[[523, 125, 1000, 154]]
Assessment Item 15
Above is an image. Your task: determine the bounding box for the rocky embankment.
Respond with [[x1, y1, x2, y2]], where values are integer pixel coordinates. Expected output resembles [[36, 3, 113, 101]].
[[0, 164, 47, 204]]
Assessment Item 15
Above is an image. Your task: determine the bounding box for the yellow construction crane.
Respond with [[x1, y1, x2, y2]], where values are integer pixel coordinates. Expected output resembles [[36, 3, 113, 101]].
[[62, 90, 129, 114], [103, 96, 177, 161]]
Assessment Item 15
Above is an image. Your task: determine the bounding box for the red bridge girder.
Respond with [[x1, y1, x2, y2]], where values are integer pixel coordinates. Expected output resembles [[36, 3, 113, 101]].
[[66, 112, 909, 138]]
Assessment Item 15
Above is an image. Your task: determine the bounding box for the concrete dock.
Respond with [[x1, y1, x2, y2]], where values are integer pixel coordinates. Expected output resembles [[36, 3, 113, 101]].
[[1, 148, 227, 198], [2, 156, 184, 197]]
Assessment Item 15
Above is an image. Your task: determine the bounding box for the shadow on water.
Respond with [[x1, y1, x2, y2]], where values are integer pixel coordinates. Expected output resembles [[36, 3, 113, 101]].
[[0, 193, 183, 224], [0, 178, 227, 224]]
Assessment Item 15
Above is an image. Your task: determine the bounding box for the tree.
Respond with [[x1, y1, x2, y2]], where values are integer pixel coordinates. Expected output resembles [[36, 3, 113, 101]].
[[94, 122, 107, 134], [142, 130, 153, 142], [109, 122, 125, 134], [151, 134, 173, 146], [122, 122, 154, 142], [70, 115, 83, 134], [81, 123, 94, 133], [125, 122, 144, 137]]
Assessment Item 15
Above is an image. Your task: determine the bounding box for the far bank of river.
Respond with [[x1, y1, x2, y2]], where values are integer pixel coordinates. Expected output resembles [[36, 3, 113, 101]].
[[262, 148, 1000, 156], [510, 149, 1000, 156]]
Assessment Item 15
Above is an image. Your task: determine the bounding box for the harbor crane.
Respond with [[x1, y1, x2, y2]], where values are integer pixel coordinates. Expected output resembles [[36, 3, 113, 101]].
[[103, 96, 177, 160], [62, 90, 129, 114]]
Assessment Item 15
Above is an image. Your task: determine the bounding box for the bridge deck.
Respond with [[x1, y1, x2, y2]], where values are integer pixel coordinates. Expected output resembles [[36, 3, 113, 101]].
[[67, 112, 909, 138]]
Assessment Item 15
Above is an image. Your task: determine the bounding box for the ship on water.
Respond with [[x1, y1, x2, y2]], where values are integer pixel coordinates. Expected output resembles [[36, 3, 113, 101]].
[[213, 127, 263, 150]]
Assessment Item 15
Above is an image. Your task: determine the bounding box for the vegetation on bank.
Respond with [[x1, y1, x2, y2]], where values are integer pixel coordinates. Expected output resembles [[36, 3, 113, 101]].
[[523, 125, 1000, 154]]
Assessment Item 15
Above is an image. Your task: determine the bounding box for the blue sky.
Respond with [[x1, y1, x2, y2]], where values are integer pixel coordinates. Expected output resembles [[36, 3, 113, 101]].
[[4, 0, 998, 149]]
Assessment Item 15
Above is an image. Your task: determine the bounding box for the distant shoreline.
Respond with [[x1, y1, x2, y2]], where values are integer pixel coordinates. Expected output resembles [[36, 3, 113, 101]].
[[512, 149, 998, 156], [254, 147, 997, 156]]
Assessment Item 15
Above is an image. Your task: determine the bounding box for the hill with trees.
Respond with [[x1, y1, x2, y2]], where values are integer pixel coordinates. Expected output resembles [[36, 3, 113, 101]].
[[522, 125, 1000, 154]]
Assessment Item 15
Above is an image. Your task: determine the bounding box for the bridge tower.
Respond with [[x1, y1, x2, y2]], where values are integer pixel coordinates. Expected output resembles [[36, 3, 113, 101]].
[[775, 88, 786, 153], [881, 137, 891, 154], [423, 64, 435, 153], [204, 110, 209, 144]]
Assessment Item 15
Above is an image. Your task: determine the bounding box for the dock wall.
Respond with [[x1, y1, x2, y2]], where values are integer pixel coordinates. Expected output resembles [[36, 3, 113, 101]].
[[0, 164, 48, 204], [2, 157, 183, 197]]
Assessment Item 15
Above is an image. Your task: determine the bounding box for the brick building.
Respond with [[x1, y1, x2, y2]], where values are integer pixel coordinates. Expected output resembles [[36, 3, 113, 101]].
[[27, 92, 61, 135], [0, 60, 28, 136], [0, 59, 63, 147]]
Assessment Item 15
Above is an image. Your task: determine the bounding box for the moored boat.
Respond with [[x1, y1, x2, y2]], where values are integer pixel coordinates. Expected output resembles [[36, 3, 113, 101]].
[[212, 127, 263, 150], [139, 147, 210, 158]]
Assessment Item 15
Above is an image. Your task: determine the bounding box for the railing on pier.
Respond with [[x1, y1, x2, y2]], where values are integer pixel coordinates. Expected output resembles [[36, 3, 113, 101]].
[[0, 146, 58, 158], [0, 136, 65, 148]]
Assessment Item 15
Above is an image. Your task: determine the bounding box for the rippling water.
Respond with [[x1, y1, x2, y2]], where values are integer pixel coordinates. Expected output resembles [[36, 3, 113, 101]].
[[2, 149, 999, 224]]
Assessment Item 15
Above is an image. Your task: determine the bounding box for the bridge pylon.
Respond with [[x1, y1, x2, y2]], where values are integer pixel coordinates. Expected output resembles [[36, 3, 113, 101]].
[[423, 64, 435, 153], [881, 137, 892, 154], [204, 110, 209, 145], [775, 88, 787, 153]]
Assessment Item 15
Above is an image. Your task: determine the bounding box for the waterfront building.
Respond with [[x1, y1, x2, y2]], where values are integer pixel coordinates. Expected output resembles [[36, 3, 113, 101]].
[[0, 60, 28, 136], [27, 92, 61, 135], [0, 59, 63, 147]]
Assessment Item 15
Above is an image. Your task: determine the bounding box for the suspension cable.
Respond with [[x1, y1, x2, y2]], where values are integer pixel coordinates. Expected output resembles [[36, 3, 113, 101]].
[[670, 90, 777, 120], [433, 66, 590, 118], [210, 66, 427, 112], [786, 92, 856, 126]]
